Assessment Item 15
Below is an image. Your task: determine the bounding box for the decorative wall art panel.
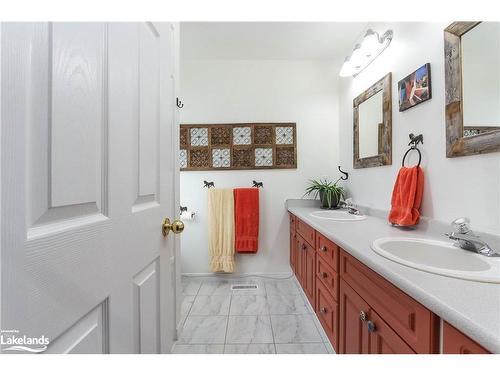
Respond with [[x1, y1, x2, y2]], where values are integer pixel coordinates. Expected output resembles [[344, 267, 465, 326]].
[[180, 123, 297, 171]]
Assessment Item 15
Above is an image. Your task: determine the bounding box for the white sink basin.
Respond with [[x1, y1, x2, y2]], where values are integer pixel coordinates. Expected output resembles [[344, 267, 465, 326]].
[[309, 210, 366, 221], [372, 237, 500, 283]]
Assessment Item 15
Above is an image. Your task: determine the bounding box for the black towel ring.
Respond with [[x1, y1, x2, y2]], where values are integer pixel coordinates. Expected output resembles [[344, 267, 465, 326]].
[[402, 147, 421, 167]]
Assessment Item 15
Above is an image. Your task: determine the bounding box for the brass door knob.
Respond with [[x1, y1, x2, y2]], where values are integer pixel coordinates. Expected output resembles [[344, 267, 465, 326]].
[[162, 218, 185, 237]]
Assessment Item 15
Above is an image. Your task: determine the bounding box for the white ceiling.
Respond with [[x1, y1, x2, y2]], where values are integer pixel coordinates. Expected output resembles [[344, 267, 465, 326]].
[[180, 22, 368, 60]]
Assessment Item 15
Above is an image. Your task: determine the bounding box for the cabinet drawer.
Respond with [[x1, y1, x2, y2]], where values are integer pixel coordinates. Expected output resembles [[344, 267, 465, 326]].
[[296, 218, 315, 247], [316, 232, 339, 271], [443, 322, 489, 354], [340, 250, 439, 354], [316, 255, 339, 301], [316, 279, 339, 350]]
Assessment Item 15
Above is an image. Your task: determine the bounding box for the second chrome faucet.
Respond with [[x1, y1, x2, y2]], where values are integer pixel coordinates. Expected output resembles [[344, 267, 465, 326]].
[[445, 217, 497, 257]]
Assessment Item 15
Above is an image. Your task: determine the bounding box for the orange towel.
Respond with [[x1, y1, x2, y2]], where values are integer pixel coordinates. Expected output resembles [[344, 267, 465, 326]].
[[234, 188, 259, 253], [388, 166, 424, 226]]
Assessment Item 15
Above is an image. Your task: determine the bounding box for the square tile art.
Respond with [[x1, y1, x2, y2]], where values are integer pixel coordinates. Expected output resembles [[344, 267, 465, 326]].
[[190, 128, 208, 147], [233, 127, 252, 145], [212, 148, 231, 168], [275, 126, 294, 145], [232, 148, 253, 168], [211, 127, 232, 146], [276, 147, 295, 167], [254, 126, 273, 145], [190, 149, 210, 168], [255, 148, 273, 167], [179, 149, 187, 169]]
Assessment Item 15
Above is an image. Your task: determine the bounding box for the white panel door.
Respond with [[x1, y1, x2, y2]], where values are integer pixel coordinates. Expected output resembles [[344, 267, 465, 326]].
[[0, 22, 179, 354]]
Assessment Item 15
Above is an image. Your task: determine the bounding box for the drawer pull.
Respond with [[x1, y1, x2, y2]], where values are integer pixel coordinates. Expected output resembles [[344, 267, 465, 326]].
[[359, 311, 367, 322], [367, 320, 376, 333], [320, 246, 327, 252], [301, 244, 307, 251], [320, 307, 327, 314], [321, 272, 328, 278]]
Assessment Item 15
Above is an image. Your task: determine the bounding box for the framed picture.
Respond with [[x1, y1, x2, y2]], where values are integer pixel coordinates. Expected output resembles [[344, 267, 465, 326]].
[[398, 63, 432, 111]]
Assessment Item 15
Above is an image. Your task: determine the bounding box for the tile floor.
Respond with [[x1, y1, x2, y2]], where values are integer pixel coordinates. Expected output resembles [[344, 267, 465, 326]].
[[172, 275, 335, 354]]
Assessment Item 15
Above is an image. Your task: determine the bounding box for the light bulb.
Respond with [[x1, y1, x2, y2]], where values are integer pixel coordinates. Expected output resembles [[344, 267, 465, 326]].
[[339, 57, 355, 77], [361, 29, 380, 59], [349, 44, 366, 69]]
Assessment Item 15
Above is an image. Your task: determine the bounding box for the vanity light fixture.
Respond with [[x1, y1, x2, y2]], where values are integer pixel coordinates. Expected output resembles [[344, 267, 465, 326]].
[[339, 28, 393, 77]]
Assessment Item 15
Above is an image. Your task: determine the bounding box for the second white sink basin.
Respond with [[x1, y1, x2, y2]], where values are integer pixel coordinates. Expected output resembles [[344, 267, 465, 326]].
[[372, 237, 500, 283], [309, 210, 366, 221]]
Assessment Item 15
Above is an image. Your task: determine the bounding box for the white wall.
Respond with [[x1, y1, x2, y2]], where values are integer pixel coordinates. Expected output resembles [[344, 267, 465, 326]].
[[339, 22, 500, 234], [180, 60, 340, 274]]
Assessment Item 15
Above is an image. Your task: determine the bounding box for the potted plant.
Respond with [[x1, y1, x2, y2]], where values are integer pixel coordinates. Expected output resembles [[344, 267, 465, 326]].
[[304, 177, 346, 209]]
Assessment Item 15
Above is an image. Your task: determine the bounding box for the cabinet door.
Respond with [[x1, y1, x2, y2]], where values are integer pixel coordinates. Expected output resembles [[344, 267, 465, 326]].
[[339, 279, 370, 354], [368, 310, 415, 354], [295, 235, 304, 286], [443, 322, 490, 354], [289, 230, 296, 273], [304, 244, 316, 307]]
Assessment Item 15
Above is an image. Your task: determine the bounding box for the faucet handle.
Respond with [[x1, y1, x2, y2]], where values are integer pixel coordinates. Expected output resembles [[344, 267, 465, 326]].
[[451, 217, 471, 234]]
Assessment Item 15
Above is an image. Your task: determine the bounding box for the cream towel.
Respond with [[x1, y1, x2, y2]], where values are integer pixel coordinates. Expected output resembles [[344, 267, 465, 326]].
[[208, 188, 235, 273]]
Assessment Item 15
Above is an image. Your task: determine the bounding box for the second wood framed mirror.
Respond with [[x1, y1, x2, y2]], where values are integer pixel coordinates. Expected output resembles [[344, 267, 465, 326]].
[[444, 22, 500, 157], [353, 72, 392, 169]]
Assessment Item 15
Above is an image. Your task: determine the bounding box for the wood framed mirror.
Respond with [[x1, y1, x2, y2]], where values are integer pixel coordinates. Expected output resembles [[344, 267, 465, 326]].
[[353, 72, 392, 169], [444, 22, 500, 157]]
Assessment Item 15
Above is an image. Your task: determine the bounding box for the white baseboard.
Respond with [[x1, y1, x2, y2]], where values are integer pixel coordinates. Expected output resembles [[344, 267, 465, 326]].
[[181, 271, 293, 279]]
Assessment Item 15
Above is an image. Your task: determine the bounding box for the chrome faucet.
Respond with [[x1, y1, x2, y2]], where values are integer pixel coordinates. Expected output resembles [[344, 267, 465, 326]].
[[445, 217, 497, 257], [342, 198, 361, 216]]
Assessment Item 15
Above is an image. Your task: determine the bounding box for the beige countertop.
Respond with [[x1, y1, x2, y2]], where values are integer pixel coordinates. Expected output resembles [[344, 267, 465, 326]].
[[286, 199, 500, 353]]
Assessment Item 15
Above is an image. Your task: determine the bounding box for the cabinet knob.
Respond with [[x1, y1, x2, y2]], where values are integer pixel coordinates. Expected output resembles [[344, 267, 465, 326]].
[[321, 272, 328, 278], [320, 307, 327, 314], [320, 246, 328, 252], [301, 244, 307, 251], [359, 311, 367, 322], [367, 320, 376, 332]]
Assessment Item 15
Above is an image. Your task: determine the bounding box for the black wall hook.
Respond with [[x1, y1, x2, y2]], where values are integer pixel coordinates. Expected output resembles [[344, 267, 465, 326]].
[[402, 133, 424, 167], [252, 180, 264, 188], [338, 166, 349, 181], [203, 180, 215, 188], [408, 133, 424, 147], [176, 97, 184, 108], [180, 206, 188, 213]]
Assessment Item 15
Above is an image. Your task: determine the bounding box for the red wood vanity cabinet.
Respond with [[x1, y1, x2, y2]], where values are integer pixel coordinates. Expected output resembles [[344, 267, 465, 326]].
[[288, 213, 491, 354]]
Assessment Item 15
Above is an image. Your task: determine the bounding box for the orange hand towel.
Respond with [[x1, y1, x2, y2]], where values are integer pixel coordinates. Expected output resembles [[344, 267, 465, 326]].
[[388, 166, 424, 226], [234, 188, 259, 253]]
